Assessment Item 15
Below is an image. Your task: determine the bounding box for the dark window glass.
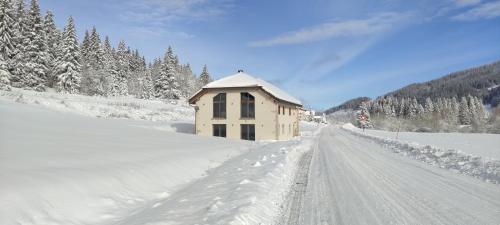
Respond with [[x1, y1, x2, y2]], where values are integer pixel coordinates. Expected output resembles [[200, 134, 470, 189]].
[[213, 124, 226, 137], [241, 93, 255, 118], [241, 124, 255, 141], [289, 108, 291, 115], [278, 105, 280, 114], [213, 93, 226, 118]]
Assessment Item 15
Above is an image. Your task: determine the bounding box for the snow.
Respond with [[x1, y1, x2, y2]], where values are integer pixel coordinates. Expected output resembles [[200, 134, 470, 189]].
[[343, 123, 500, 159], [0, 100, 250, 225], [342, 123, 500, 183], [0, 88, 194, 122], [287, 126, 500, 225], [488, 84, 499, 91], [195, 72, 302, 105], [0, 91, 319, 225]]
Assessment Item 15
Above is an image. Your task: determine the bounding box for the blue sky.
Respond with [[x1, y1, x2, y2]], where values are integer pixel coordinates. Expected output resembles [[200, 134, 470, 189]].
[[40, 0, 500, 109]]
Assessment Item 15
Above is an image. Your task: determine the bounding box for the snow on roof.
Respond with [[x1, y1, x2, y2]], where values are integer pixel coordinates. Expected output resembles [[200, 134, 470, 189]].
[[198, 72, 302, 106]]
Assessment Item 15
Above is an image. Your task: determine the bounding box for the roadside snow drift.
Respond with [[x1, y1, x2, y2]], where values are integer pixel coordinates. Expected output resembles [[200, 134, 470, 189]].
[[342, 124, 500, 183]]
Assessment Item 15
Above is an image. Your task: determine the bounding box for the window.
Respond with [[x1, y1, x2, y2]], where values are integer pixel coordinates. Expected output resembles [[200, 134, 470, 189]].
[[213, 93, 226, 118], [289, 108, 291, 115], [282, 106, 285, 115], [241, 124, 255, 141], [241, 93, 255, 118], [278, 105, 280, 114], [213, 124, 226, 137]]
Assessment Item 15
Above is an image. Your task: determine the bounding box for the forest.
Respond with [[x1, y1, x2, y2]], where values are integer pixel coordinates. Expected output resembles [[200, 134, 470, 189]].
[[0, 0, 211, 99]]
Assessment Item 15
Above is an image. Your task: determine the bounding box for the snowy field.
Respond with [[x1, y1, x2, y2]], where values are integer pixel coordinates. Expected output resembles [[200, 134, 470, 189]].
[[344, 124, 500, 159], [0, 91, 319, 225], [0, 88, 194, 122], [343, 124, 500, 183]]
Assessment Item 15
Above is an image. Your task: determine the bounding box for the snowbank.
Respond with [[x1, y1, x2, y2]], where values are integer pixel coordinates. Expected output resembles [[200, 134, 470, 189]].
[[342, 123, 500, 184], [0, 100, 247, 225], [0, 88, 194, 122], [109, 123, 321, 225]]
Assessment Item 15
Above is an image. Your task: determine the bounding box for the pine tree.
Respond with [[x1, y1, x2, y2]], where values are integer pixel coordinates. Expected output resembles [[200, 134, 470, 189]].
[[155, 46, 180, 99], [0, 59, 11, 90], [474, 96, 486, 121], [115, 40, 129, 95], [102, 36, 119, 96], [22, 0, 49, 90], [398, 98, 407, 118], [0, 0, 15, 89], [87, 26, 104, 70], [137, 69, 153, 99], [10, 0, 27, 86], [54, 16, 81, 94], [408, 98, 419, 119], [80, 27, 106, 96], [198, 64, 211, 88], [459, 96, 471, 125], [43, 10, 61, 87], [80, 29, 90, 64], [0, 0, 16, 62], [450, 97, 460, 124]]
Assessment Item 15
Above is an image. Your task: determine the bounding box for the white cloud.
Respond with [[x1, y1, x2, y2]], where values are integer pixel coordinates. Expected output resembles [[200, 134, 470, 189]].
[[120, 0, 233, 25], [453, 0, 482, 7], [128, 26, 195, 39], [248, 12, 413, 47], [451, 1, 500, 21]]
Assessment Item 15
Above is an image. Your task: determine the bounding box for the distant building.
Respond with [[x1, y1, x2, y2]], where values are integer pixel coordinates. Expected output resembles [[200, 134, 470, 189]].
[[188, 71, 303, 141]]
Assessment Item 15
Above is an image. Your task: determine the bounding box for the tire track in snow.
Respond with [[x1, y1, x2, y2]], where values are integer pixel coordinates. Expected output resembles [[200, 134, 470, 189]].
[[295, 126, 500, 225], [278, 144, 315, 225]]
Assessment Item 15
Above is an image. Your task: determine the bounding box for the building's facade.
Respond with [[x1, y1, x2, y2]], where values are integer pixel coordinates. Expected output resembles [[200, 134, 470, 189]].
[[188, 71, 303, 141]]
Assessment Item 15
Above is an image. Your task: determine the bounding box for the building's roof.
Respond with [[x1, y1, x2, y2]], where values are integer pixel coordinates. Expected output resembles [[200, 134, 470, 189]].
[[189, 72, 302, 106]]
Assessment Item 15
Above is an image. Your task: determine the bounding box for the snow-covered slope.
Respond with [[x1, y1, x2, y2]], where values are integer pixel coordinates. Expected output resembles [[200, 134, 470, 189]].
[[0, 88, 194, 122], [0, 100, 249, 224], [0, 98, 318, 225]]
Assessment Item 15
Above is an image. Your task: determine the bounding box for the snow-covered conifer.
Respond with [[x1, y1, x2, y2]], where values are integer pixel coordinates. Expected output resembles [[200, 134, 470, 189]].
[[87, 26, 104, 70], [0, 59, 11, 90], [459, 96, 471, 125], [0, 0, 16, 63], [408, 98, 419, 119], [10, 0, 27, 85], [22, 0, 49, 90], [424, 97, 434, 113], [43, 10, 61, 87], [54, 16, 80, 94], [198, 64, 211, 88], [102, 36, 119, 96], [155, 46, 180, 99], [115, 40, 129, 95]]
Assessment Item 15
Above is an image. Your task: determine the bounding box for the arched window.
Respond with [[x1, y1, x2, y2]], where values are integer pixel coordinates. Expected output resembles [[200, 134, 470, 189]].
[[213, 93, 226, 118], [241, 92, 255, 118]]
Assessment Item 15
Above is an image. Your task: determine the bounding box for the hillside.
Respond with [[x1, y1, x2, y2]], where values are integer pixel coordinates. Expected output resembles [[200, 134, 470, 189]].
[[324, 97, 371, 114], [384, 60, 500, 105], [325, 60, 500, 114]]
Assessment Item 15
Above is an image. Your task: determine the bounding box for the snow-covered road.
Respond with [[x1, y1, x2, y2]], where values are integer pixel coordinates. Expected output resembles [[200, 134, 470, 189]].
[[293, 126, 500, 225]]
